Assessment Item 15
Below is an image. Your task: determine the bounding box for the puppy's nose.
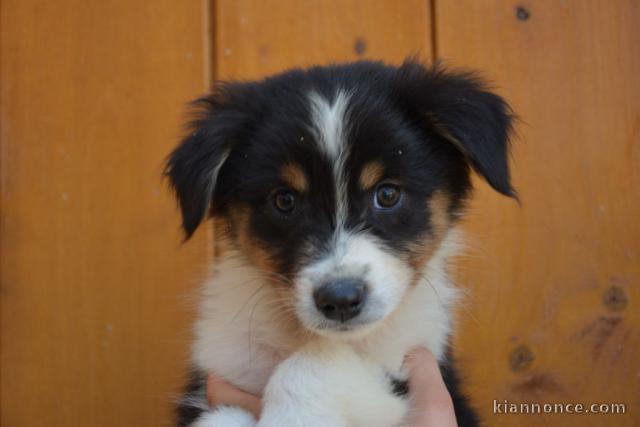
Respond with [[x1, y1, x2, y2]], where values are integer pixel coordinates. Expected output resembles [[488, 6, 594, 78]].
[[313, 279, 366, 322]]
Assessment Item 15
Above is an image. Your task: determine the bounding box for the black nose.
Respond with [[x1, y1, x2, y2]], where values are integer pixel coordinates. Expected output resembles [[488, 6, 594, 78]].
[[313, 279, 367, 322]]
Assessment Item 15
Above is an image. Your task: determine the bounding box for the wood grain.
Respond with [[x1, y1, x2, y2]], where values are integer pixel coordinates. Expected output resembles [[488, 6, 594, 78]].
[[1, 1, 212, 425], [435, 1, 640, 425], [214, 0, 433, 80]]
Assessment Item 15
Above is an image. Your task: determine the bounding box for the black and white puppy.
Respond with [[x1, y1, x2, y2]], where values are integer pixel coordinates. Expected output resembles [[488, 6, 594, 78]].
[[168, 59, 515, 427]]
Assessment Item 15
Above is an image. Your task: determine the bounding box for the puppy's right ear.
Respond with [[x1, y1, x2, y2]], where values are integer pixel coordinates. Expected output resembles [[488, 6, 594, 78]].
[[166, 85, 252, 239]]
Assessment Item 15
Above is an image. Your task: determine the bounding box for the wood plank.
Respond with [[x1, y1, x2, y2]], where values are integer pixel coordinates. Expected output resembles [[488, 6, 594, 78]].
[[435, 1, 640, 425], [215, 0, 433, 79], [0, 1, 211, 425]]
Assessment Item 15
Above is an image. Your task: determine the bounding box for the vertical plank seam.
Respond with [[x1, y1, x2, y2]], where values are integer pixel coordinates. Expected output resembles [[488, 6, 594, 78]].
[[429, 0, 439, 62], [0, 0, 4, 420], [204, 0, 215, 88], [207, 0, 218, 258]]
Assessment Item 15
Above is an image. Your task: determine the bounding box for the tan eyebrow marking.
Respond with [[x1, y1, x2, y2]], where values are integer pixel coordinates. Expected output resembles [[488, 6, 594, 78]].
[[229, 204, 281, 278], [280, 163, 308, 192], [359, 161, 385, 190]]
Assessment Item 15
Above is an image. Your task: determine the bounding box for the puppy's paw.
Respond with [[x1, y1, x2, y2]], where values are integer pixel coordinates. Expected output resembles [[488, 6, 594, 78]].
[[192, 406, 256, 427], [257, 409, 346, 427], [258, 341, 408, 427]]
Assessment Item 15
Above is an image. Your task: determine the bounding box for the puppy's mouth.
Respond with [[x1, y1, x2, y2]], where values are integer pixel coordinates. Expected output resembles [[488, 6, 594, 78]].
[[304, 318, 382, 339], [316, 318, 383, 334]]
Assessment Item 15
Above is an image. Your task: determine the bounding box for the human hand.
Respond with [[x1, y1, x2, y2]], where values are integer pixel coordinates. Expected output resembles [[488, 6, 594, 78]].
[[403, 347, 457, 427], [206, 374, 262, 419], [206, 347, 457, 426]]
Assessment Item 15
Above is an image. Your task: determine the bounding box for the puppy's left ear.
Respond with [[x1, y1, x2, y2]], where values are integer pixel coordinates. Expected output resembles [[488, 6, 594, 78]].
[[397, 61, 516, 198]]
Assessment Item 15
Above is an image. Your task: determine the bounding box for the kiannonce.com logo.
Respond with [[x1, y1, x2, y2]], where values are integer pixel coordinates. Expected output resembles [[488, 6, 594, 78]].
[[493, 400, 627, 415]]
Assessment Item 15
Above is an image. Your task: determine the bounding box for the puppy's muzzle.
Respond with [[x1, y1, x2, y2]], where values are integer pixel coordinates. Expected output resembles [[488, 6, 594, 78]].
[[313, 278, 367, 322]]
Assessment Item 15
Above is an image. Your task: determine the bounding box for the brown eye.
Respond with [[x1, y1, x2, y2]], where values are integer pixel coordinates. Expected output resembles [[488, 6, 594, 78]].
[[374, 184, 401, 209], [273, 189, 296, 213]]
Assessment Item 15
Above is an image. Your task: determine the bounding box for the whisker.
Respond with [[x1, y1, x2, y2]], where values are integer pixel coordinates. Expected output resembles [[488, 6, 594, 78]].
[[231, 283, 268, 322], [247, 291, 274, 360]]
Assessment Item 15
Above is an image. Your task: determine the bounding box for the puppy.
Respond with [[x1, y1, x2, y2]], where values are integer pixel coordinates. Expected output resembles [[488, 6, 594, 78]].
[[167, 59, 515, 427]]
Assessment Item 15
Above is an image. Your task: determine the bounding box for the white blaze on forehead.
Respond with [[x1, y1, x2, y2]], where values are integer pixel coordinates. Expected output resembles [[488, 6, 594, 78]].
[[308, 90, 351, 159], [308, 90, 351, 229]]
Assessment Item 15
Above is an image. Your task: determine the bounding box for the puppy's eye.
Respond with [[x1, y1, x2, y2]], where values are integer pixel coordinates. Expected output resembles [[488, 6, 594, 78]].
[[273, 189, 296, 213], [374, 184, 401, 209]]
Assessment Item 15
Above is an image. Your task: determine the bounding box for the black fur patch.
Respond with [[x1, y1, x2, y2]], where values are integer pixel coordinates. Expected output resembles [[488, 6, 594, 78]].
[[390, 376, 410, 397], [176, 369, 208, 427], [440, 353, 480, 427]]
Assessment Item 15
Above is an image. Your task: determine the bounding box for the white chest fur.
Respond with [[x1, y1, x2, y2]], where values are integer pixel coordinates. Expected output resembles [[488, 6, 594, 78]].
[[192, 231, 461, 396]]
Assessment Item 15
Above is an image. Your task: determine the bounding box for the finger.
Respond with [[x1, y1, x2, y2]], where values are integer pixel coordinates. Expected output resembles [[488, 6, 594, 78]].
[[404, 347, 457, 427], [206, 373, 262, 419]]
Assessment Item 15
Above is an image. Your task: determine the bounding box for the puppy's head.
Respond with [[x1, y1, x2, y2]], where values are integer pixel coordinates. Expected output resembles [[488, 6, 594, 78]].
[[167, 60, 515, 338]]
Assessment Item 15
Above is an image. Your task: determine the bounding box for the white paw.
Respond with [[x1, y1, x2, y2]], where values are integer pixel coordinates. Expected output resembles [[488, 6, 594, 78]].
[[257, 341, 408, 427], [193, 407, 256, 427]]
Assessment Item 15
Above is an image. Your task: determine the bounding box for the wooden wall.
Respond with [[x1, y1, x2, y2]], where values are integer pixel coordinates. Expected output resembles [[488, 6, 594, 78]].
[[2, 1, 638, 426], [439, 2, 640, 425], [1, 1, 212, 425]]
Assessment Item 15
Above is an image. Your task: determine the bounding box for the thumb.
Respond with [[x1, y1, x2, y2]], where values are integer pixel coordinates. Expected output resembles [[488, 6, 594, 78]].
[[404, 347, 457, 427], [207, 373, 262, 419]]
